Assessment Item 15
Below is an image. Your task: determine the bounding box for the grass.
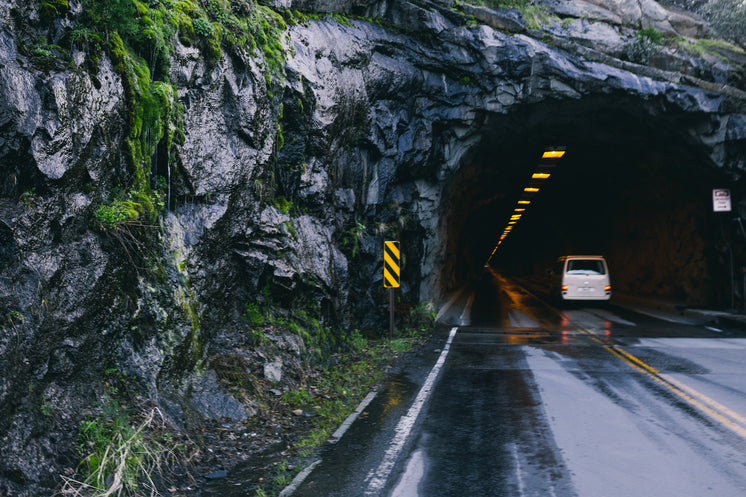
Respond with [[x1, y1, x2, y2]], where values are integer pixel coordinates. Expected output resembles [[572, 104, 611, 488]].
[[61, 407, 166, 496], [59, 370, 195, 497], [675, 36, 746, 62]]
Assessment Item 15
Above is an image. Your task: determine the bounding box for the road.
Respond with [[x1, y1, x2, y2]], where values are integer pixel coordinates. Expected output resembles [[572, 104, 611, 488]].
[[287, 270, 746, 497]]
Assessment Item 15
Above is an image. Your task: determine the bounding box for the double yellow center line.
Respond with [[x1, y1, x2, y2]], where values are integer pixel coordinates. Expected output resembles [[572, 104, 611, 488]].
[[579, 328, 746, 440]]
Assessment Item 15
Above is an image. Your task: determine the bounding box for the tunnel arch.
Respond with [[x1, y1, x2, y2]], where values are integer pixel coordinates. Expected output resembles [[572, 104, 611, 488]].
[[436, 93, 738, 306]]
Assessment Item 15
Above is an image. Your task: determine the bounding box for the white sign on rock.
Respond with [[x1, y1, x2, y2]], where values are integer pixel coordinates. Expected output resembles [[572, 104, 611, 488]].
[[713, 189, 732, 212]]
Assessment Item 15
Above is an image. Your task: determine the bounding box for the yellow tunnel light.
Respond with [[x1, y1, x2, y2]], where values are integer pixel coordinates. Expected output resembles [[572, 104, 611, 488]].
[[542, 150, 565, 159], [532, 172, 551, 179], [514, 208, 526, 212], [524, 187, 540, 193], [518, 200, 531, 205]]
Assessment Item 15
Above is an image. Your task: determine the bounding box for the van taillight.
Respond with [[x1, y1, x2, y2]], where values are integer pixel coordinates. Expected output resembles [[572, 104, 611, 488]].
[[561, 285, 568, 292], [605, 285, 611, 292]]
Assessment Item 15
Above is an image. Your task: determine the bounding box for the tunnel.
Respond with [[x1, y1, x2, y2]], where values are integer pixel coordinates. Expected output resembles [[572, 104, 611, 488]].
[[439, 94, 741, 307]]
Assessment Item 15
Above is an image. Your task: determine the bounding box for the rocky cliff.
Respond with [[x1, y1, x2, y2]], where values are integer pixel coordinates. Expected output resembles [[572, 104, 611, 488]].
[[1, 0, 745, 495]]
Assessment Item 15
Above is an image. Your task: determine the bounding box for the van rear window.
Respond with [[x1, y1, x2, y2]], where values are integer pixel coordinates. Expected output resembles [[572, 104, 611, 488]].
[[566, 260, 606, 275]]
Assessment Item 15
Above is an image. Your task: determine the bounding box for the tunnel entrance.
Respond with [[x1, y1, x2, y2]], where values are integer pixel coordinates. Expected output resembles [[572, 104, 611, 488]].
[[441, 95, 739, 306]]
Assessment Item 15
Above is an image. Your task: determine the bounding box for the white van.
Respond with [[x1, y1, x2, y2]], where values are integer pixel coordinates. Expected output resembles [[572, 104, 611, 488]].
[[550, 255, 611, 301]]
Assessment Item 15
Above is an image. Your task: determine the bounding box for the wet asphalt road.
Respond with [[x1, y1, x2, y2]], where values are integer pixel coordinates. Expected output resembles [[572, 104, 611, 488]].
[[288, 270, 746, 497]]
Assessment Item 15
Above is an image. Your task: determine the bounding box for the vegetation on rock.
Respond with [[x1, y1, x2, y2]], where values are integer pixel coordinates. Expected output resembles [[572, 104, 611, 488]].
[[68, 1, 291, 235], [59, 370, 194, 497], [703, 0, 746, 46]]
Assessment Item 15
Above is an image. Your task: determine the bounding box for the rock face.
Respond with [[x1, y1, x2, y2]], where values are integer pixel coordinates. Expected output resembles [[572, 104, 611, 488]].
[[546, 0, 707, 36], [0, 0, 745, 494]]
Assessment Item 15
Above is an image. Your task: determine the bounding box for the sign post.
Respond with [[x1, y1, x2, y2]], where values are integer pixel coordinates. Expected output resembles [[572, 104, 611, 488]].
[[383, 241, 400, 337], [713, 189, 734, 307]]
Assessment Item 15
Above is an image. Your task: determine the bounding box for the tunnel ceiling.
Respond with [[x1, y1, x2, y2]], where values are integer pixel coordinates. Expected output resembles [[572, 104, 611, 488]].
[[442, 95, 735, 304]]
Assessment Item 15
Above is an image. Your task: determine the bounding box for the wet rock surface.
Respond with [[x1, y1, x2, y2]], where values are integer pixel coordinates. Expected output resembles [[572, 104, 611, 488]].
[[0, 0, 745, 495]]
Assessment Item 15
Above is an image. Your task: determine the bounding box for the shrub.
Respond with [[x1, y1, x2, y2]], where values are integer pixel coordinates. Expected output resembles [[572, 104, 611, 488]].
[[94, 188, 163, 231], [626, 27, 664, 64], [192, 17, 213, 37]]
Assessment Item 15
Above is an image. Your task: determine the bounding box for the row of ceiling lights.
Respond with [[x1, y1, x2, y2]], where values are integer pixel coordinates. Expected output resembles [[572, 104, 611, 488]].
[[487, 147, 566, 264]]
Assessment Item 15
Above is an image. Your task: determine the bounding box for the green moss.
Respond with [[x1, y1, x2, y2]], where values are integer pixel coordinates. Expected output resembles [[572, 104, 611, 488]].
[[273, 196, 293, 214], [44, 0, 69, 17], [40, 0, 69, 25], [676, 36, 746, 62], [329, 12, 354, 28], [205, 35, 222, 63], [98, 27, 181, 226]]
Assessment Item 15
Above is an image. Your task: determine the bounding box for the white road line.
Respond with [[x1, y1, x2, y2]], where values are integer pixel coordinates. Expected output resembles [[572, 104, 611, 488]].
[[364, 327, 458, 496], [278, 459, 322, 497], [706, 326, 723, 333], [329, 391, 377, 443], [511, 443, 526, 496], [279, 386, 376, 495]]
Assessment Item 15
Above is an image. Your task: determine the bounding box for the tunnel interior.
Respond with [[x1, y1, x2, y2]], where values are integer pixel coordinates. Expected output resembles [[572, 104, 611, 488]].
[[441, 95, 740, 306]]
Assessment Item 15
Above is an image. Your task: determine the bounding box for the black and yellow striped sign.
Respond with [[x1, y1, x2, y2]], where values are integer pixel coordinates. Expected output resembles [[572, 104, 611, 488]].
[[383, 241, 400, 288]]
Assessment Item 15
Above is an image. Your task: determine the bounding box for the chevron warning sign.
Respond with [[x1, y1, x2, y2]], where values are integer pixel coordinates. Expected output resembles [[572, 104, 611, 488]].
[[383, 241, 400, 288]]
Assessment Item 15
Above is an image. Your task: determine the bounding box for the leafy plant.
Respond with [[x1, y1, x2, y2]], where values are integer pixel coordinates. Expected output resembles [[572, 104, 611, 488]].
[[6, 310, 24, 324], [626, 26, 664, 64], [94, 188, 164, 231], [192, 17, 213, 37], [33, 45, 54, 57], [20, 188, 39, 207], [40, 398, 55, 417]]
